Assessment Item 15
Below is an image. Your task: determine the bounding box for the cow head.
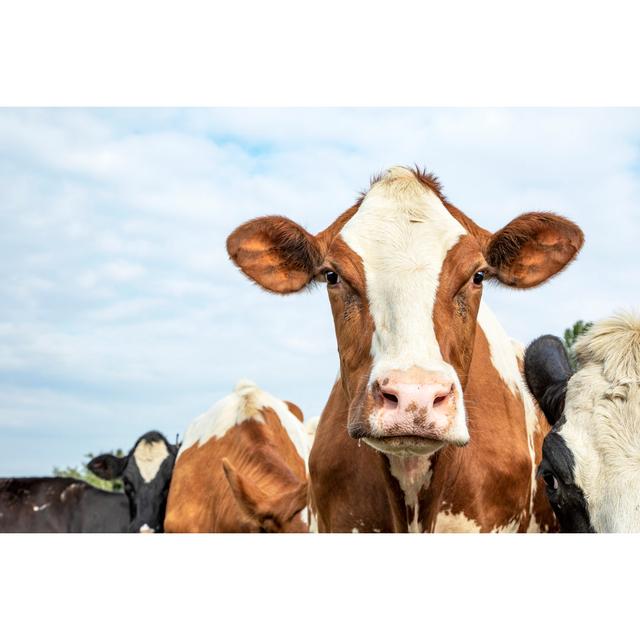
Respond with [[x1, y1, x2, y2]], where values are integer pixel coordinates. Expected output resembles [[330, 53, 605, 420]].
[[89, 431, 179, 533], [222, 459, 309, 533], [228, 167, 583, 457], [525, 312, 640, 533]]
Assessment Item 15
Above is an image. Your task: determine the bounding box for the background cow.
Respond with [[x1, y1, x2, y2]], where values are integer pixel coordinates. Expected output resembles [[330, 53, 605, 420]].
[[88, 430, 178, 533], [0, 476, 129, 533], [164, 380, 309, 533], [0, 430, 178, 533], [525, 311, 640, 532], [227, 166, 584, 532]]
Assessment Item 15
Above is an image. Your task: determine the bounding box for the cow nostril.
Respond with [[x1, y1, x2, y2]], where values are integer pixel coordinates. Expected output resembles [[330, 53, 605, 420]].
[[382, 392, 399, 407], [433, 385, 455, 407]]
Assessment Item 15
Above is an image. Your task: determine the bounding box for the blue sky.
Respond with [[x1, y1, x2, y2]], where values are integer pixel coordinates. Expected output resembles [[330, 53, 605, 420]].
[[1, 108, 639, 475]]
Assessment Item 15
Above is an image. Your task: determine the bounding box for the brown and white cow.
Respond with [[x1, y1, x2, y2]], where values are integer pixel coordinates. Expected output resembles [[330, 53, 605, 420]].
[[227, 166, 584, 532], [164, 380, 309, 533]]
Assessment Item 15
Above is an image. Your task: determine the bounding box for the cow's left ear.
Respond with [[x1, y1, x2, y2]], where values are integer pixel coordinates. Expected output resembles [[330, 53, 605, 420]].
[[484, 213, 584, 288], [88, 454, 127, 480]]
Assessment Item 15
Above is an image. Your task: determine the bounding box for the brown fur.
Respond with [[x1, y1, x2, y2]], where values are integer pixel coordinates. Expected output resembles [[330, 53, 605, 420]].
[[164, 407, 308, 533]]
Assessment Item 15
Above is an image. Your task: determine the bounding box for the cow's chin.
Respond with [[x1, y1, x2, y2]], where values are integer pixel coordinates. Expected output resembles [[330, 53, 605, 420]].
[[361, 436, 446, 457]]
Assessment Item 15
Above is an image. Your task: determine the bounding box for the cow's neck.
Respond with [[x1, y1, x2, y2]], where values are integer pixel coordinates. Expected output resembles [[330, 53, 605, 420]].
[[387, 454, 435, 533]]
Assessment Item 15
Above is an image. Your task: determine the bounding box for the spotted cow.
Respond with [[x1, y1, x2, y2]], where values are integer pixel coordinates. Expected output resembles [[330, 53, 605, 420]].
[[88, 431, 178, 533], [525, 312, 640, 532], [227, 166, 584, 532], [164, 380, 309, 533]]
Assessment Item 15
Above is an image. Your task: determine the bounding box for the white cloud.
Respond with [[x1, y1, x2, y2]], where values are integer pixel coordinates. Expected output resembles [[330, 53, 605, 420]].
[[0, 108, 639, 474]]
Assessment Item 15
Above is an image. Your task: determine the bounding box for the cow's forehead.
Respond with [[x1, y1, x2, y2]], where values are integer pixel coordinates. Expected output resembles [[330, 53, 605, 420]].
[[339, 166, 468, 372], [132, 439, 169, 483], [340, 166, 467, 264], [564, 366, 640, 460]]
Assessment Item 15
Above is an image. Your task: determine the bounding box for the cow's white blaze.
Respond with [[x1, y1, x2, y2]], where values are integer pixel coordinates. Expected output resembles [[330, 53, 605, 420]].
[[134, 439, 169, 484], [178, 379, 309, 469], [340, 166, 468, 442]]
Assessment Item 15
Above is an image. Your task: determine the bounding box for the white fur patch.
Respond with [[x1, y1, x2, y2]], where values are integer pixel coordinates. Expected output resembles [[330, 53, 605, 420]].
[[478, 302, 524, 396], [341, 167, 468, 441], [388, 454, 433, 533], [434, 511, 481, 533], [134, 439, 169, 484], [178, 379, 309, 468], [434, 511, 520, 533], [303, 416, 320, 449], [478, 302, 539, 517], [526, 515, 542, 533], [308, 507, 319, 533]]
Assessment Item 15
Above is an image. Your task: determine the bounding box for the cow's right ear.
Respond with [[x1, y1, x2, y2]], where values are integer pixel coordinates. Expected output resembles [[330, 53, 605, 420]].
[[226, 216, 323, 294], [88, 454, 127, 480], [524, 335, 572, 426]]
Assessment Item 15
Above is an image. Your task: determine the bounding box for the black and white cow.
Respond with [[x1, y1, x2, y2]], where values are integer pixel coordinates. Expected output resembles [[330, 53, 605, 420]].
[[0, 476, 130, 533], [0, 431, 178, 533], [525, 312, 640, 533], [88, 430, 178, 533]]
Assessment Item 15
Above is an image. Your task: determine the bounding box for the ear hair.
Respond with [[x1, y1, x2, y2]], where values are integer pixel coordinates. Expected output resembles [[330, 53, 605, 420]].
[[486, 212, 584, 288], [87, 454, 127, 480], [227, 216, 323, 294]]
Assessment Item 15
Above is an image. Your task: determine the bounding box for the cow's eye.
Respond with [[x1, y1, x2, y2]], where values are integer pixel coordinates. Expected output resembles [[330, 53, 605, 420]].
[[472, 271, 485, 285], [542, 471, 559, 492], [325, 271, 340, 286]]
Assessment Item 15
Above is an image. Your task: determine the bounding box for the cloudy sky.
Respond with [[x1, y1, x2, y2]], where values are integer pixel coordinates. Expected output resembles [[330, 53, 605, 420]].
[[1, 108, 639, 475]]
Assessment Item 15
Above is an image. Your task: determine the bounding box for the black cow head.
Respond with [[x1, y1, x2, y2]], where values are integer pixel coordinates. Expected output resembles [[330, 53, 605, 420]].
[[89, 431, 179, 533], [524, 335, 594, 533]]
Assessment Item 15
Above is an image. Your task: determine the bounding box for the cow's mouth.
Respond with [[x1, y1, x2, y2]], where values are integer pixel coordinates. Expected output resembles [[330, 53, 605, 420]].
[[361, 435, 446, 457]]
